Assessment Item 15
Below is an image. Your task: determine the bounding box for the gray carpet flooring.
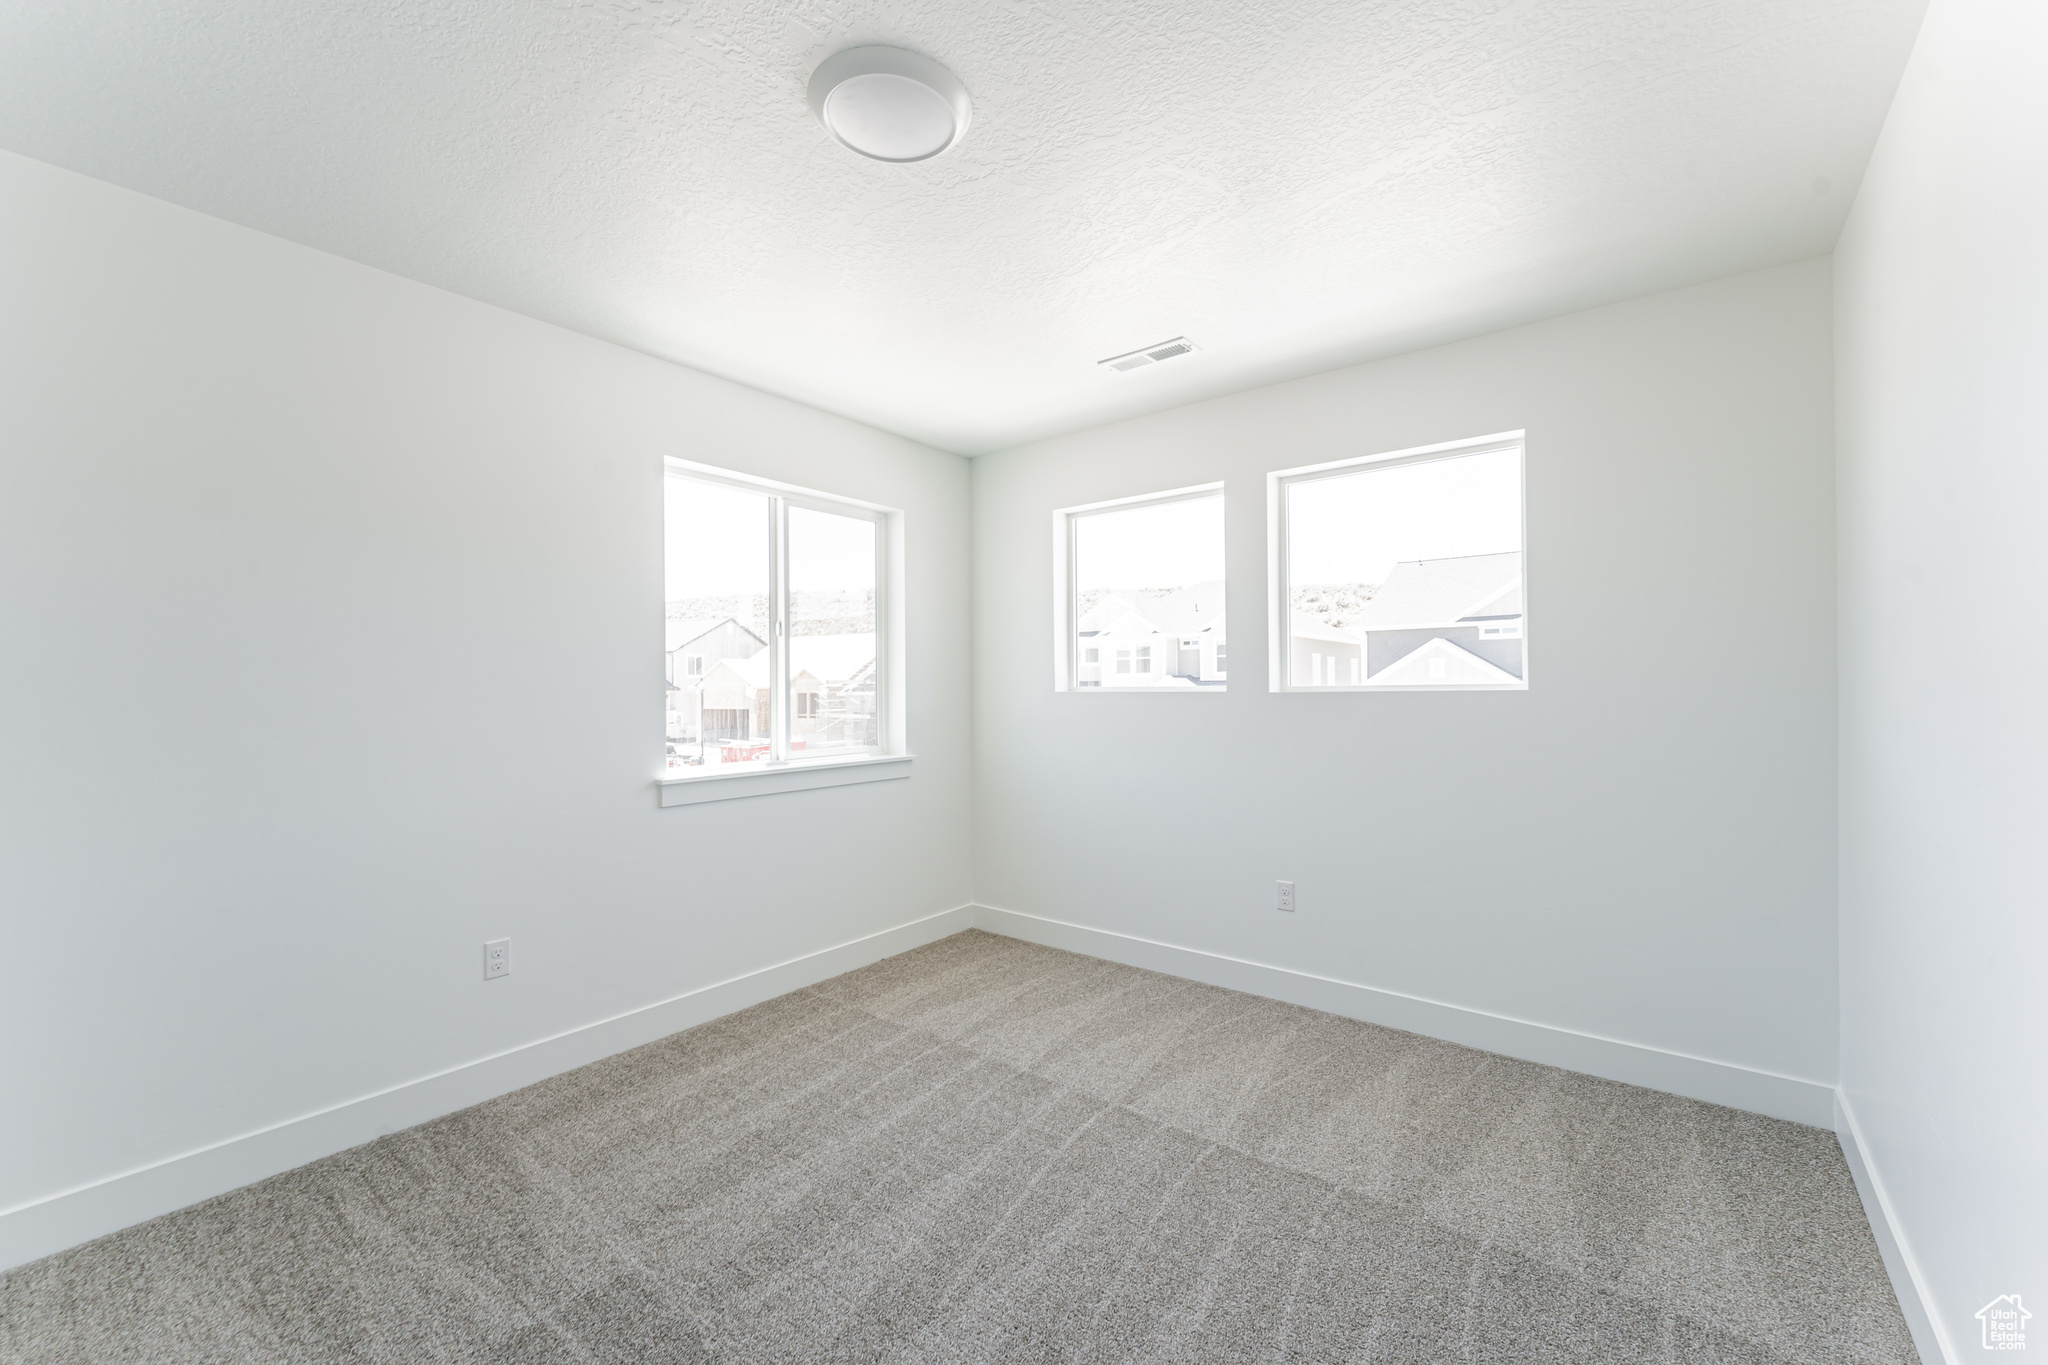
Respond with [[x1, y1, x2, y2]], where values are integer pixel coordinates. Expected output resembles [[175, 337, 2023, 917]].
[[1, 930, 1915, 1364]]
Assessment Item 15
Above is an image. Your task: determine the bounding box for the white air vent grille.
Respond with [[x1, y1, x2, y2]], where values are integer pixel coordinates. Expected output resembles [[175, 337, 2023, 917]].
[[1098, 337, 1199, 373]]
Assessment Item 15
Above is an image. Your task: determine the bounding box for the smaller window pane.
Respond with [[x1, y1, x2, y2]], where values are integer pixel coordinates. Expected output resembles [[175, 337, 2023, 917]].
[[788, 505, 879, 755], [665, 476, 772, 769], [1072, 491, 1225, 690], [1286, 447, 1522, 690]]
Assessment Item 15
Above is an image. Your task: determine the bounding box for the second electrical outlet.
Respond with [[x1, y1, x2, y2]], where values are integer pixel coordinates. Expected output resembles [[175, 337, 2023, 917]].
[[1276, 881, 1295, 912]]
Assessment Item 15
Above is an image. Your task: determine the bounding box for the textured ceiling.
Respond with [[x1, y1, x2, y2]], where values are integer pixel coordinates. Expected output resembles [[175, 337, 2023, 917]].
[[0, 0, 1924, 453]]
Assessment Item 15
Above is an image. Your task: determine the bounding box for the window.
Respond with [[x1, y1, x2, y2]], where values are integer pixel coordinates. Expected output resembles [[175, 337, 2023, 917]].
[[663, 463, 890, 774], [1054, 483, 1226, 691], [1269, 433, 1525, 691]]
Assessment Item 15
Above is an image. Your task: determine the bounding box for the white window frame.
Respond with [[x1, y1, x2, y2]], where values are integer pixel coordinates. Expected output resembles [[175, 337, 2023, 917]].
[[659, 459, 908, 806], [1267, 431, 1527, 693], [1051, 482, 1226, 693]]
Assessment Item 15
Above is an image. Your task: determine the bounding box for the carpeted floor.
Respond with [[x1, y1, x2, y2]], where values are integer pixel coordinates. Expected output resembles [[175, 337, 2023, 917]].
[[1, 930, 1914, 1364]]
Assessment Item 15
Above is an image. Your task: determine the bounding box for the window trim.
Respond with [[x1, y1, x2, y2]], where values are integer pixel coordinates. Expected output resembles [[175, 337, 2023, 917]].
[[1051, 481, 1226, 693], [658, 753, 911, 807], [659, 459, 904, 801], [1267, 431, 1527, 694]]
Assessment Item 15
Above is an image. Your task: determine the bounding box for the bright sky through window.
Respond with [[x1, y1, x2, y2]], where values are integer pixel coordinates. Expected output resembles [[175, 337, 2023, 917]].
[[1288, 448, 1521, 584], [789, 505, 878, 597], [664, 476, 766, 601], [1073, 494, 1224, 589]]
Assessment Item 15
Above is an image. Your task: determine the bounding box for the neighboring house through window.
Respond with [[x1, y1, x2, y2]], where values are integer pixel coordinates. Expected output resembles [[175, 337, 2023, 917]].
[[1055, 484, 1228, 691], [1270, 433, 1525, 691], [663, 462, 891, 771]]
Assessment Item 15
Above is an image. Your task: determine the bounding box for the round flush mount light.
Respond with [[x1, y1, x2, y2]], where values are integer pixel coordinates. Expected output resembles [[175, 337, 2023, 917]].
[[808, 47, 971, 162]]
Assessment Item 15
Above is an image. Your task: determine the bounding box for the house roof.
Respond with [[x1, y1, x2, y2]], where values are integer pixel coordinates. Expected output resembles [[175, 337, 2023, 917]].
[[1465, 580, 1522, 618], [1077, 594, 1141, 635], [709, 653, 823, 692], [1077, 596, 1160, 639], [1136, 581, 1225, 638], [1348, 552, 1522, 632], [1079, 583, 1224, 641], [695, 636, 871, 693], [665, 616, 766, 654]]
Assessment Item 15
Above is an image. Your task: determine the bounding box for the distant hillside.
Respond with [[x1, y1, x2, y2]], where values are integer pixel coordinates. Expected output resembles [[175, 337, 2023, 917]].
[[1073, 581, 1374, 631], [666, 590, 874, 638], [1076, 581, 1224, 619], [1290, 583, 1378, 631]]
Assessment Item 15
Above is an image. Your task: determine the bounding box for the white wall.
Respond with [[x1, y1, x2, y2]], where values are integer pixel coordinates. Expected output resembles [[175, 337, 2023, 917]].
[[1836, 0, 2048, 1355], [973, 260, 1839, 1118], [0, 149, 973, 1266]]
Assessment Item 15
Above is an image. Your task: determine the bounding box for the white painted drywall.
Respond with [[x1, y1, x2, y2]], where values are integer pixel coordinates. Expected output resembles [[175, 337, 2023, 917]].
[[973, 260, 1838, 1097], [0, 150, 972, 1259], [1836, 0, 2048, 1354]]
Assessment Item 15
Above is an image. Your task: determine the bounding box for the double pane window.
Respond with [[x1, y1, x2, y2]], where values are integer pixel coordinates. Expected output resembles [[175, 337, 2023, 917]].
[[1049, 436, 1524, 695], [664, 466, 885, 770]]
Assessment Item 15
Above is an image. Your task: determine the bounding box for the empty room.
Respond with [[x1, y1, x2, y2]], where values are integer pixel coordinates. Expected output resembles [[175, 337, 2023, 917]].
[[1, 0, 2040, 1360]]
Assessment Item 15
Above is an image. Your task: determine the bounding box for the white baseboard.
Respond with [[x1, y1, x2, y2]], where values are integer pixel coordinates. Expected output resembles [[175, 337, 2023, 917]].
[[1834, 1090, 1954, 1365], [972, 905, 1837, 1127], [0, 901, 1852, 1275], [0, 903, 979, 1274]]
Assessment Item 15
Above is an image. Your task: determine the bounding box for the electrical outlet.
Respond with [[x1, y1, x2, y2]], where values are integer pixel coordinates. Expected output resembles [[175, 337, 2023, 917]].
[[1276, 881, 1295, 913], [483, 938, 511, 980]]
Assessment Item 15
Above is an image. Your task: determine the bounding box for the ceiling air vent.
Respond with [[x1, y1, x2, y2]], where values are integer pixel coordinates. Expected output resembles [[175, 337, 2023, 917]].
[[1098, 337, 1200, 373]]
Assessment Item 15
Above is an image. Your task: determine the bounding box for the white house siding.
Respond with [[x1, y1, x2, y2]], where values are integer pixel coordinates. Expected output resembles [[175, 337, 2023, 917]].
[[665, 618, 765, 687], [1290, 616, 1363, 687], [1079, 590, 1225, 687]]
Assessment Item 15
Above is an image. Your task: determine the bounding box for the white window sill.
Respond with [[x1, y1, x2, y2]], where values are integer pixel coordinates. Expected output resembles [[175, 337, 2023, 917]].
[[656, 753, 912, 807]]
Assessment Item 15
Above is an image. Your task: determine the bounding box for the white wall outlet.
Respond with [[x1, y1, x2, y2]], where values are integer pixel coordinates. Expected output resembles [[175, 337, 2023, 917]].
[[483, 938, 511, 980], [1276, 881, 1295, 912]]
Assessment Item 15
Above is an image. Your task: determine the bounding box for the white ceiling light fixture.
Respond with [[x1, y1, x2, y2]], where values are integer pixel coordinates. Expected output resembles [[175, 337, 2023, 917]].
[[808, 47, 971, 163]]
